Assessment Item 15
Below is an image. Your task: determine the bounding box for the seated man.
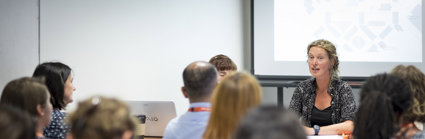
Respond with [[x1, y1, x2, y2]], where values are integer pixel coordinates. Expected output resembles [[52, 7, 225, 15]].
[[163, 61, 218, 139]]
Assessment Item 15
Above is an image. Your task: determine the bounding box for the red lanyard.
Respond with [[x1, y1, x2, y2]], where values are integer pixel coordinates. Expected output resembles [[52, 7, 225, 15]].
[[188, 107, 211, 112]]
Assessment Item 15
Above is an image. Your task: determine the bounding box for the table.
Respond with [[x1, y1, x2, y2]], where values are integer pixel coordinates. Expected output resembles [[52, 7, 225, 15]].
[[144, 137, 161, 139], [307, 135, 342, 139]]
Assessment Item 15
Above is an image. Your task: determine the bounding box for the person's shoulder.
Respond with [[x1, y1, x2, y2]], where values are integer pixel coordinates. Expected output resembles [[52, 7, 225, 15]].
[[412, 130, 425, 139], [163, 116, 179, 138], [298, 78, 314, 86], [164, 115, 180, 135], [331, 79, 353, 96], [179, 111, 210, 122], [331, 78, 350, 88], [294, 78, 316, 95], [51, 109, 66, 120], [164, 112, 208, 137], [167, 115, 181, 125], [331, 78, 344, 83], [166, 112, 199, 126]]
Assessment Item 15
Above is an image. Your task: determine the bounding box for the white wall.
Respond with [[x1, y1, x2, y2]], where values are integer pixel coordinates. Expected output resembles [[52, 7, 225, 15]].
[[0, 0, 39, 91], [0, 0, 364, 117], [40, 0, 247, 115]]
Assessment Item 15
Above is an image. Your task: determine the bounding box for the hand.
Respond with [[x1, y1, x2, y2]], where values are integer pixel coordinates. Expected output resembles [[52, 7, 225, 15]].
[[395, 123, 420, 139], [304, 126, 315, 135]]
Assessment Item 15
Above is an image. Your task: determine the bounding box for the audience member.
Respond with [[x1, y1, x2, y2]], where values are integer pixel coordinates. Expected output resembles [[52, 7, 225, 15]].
[[67, 96, 136, 139], [234, 105, 307, 139], [391, 65, 425, 139], [163, 61, 218, 139], [0, 77, 53, 139], [0, 105, 36, 139], [209, 54, 237, 82], [203, 72, 262, 139], [289, 39, 356, 135], [353, 73, 412, 139], [33, 62, 76, 139]]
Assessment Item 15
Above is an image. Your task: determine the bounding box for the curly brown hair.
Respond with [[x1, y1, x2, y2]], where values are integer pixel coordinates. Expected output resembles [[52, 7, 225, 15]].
[[209, 54, 237, 71], [391, 65, 425, 123]]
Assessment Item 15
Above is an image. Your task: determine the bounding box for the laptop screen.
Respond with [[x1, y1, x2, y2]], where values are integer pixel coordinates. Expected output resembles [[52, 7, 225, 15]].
[[126, 101, 177, 137]]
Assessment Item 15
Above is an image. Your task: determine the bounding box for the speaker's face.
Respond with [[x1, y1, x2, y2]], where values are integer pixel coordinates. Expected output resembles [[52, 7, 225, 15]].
[[308, 47, 331, 79]]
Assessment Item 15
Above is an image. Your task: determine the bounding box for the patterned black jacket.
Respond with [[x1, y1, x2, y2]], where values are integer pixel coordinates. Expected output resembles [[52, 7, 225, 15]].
[[289, 78, 356, 127]]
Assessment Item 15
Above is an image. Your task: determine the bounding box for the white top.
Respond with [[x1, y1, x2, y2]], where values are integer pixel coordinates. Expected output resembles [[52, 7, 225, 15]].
[[163, 102, 211, 139]]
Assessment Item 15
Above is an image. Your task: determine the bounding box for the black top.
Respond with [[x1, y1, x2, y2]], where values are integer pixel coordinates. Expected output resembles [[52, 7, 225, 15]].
[[311, 106, 333, 127]]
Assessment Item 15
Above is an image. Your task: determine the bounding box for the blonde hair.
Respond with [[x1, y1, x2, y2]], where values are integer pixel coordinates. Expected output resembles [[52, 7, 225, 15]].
[[203, 72, 262, 139], [68, 96, 136, 139], [391, 65, 425, 122], [307, 39, 339, 80]]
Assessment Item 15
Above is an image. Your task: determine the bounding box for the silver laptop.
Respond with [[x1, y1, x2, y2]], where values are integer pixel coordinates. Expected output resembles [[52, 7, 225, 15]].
[[126, 101, 177, 137]]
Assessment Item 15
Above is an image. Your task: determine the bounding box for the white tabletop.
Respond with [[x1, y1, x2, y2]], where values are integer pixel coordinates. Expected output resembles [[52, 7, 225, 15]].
[[307, 135, 342, 139]]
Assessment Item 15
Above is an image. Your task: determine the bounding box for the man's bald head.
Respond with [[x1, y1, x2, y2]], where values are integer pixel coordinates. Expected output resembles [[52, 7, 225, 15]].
[[183, 61, 217, 100]]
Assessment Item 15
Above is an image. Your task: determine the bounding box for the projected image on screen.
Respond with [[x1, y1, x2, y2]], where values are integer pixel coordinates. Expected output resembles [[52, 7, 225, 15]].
[[274, 0, 422, 62]]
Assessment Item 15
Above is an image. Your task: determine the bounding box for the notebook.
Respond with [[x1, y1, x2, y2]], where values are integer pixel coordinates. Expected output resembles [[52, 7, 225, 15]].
[[126, 101, 177, 137]]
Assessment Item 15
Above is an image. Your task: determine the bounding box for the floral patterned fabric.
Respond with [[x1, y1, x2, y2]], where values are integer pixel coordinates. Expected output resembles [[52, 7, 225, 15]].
[[43, 109, 68, 139]]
